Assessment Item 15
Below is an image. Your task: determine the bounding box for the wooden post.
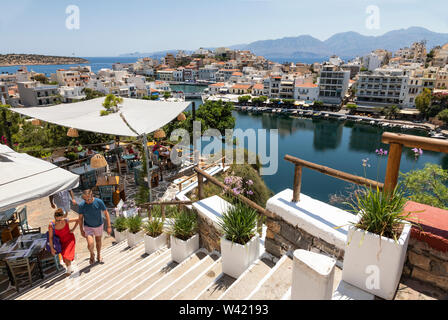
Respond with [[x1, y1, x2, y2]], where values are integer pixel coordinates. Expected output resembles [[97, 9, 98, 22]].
[[197, 169, 204, 200], [384, 143, 403, 193], [292, 165, 302, 202], [161, 205, 166, 221]]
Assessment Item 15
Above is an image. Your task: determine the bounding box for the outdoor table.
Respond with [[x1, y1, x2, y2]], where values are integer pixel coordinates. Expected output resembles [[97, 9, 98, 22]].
[[69, 164, 98, 175], [96, 175, 120, 187], [51, 156, 69, 164], [0, 233, 47, 286], [122, 154, 136, 160]]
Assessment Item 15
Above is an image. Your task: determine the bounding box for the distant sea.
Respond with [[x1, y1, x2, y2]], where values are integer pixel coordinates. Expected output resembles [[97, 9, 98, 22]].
[[0, 56, 330, 76], [0, 57, 138, 76]]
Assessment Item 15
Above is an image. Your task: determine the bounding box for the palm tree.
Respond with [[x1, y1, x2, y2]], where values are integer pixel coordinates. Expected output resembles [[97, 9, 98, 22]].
[[384, 105, 399, 120]]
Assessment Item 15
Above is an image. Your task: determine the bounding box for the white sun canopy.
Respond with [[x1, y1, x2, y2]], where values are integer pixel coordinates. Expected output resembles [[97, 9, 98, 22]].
[[10, 98, 192, 137], [0, 144, 80, 211]]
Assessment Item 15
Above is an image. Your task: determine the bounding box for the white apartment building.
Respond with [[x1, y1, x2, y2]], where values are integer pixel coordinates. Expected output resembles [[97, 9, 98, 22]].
[[294, 83, 319, 102], [17, 81, 59, 107], [405, 67, 437, 107], [59, 86, 86, 103], [355, 69, 409, 107], [318, 64, 350, 105]]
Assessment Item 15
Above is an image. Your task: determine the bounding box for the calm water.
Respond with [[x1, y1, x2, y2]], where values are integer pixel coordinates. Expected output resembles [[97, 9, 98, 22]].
[[171, 84, 447, 204], [0, 57, 138, 75]]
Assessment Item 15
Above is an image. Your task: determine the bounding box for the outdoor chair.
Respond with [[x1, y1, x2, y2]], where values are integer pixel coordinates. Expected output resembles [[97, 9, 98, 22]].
[[6, 256, 43, 293], [98, 186, 114, 205], [86, 171, 97, 189], [38, 250, 62, 273], [17, 206, 41, 235]]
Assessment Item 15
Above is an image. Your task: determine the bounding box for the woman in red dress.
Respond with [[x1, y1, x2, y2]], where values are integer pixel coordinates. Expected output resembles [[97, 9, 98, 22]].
[[48, 209, 78, 275]]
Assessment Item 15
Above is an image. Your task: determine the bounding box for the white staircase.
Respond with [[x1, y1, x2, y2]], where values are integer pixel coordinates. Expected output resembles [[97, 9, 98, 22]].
[[8, 238, 296, 300]]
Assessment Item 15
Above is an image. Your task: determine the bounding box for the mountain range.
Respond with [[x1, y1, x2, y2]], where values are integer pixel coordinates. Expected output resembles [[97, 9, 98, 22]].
[[119, 27, 448, 62]]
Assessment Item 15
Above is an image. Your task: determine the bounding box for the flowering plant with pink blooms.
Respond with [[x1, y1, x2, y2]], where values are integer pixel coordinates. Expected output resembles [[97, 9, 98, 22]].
[[224, 175, 255, 198]]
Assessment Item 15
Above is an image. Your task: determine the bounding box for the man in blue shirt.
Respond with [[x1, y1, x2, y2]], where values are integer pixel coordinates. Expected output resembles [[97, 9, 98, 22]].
[[78, 189, 111, 264]]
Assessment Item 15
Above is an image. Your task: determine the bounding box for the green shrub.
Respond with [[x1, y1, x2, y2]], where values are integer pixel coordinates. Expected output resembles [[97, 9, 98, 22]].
[[126, 215, 143, 234], [218, 202, 259, 245], [143, 215, 164, 238], [113, 216, 128, 232], [346, 185, 411, 240], [400, 163, 448, 210], [168, 210, 197, 241]]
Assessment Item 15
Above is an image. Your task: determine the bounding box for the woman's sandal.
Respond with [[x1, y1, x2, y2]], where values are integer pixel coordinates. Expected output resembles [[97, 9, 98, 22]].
[[89, 255, 95, 265]]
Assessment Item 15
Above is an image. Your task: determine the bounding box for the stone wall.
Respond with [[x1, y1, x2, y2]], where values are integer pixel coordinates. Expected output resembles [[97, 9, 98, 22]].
[[197, 214, 222, 253], [264, 215, 345, 261], [403, 237, 448, 292]]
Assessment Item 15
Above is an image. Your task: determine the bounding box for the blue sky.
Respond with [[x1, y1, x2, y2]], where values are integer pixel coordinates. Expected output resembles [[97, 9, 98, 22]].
[[1, 0, 447, 56]]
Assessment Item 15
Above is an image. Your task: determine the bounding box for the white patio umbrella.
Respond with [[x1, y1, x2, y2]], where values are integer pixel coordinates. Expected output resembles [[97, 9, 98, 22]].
[[9, 98, 192, 202], [0, 144, 80, 211]]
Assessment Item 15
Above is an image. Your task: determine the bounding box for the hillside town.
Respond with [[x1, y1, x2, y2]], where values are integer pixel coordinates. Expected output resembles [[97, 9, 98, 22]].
[[1, 42, 448, 129]]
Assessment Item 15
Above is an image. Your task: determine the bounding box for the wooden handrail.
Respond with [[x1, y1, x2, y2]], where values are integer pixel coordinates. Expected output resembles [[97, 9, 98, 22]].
[[284, 154, 384, 201], [382, 132, 448, 192], [382, 132, 448, 153]]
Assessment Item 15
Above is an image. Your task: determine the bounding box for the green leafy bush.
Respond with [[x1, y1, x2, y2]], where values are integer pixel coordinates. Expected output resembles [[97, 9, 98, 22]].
[[346, 185, 410, 240], [218, 202, 259, 245], [143, 215, 164, 238], [113, 216, 128, 232], [126, 215, 143, 234], [168, 210, 197, 241], [401, 163, 448, 210]]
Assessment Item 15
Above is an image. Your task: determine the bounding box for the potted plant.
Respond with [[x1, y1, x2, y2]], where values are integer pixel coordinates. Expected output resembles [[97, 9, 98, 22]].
[[341, 185, 413, 300], [126, 215, 144, 248], [112, 216, 128, 243], [168, 210, 199, 263], [143, 210, 167, 255], [218, 202, 260, 279]]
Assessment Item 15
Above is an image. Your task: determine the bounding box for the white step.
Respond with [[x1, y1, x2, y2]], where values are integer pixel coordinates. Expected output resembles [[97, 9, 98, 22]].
[[247, 255, 293, 300], [219, 258, 275, 300], [153, 253, 220, 300], [332, 280, 375, 300], [15, 241, 129, 300], [133, 250, 209, 300]]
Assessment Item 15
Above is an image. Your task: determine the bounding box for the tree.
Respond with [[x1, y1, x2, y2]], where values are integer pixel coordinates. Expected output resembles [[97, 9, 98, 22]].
[[415, 88, 432, 119], [238, 95, 251, 105], [437, 109, 448, 124], [384, 105, 400, 120], [82, 88, 105, 100], [32, 74, 49, 84], [401, 164, 448, 210], [163, 91, 172, 99], [345, 103, 357, 114], [313, 101, 324, 108]]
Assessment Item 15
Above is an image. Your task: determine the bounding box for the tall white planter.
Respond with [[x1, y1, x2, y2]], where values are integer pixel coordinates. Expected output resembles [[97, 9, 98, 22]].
[[144, 233, 168, 255], [170, 234, 199, 263], [221, 234, 260, 279], [114, 229, 128, 243], [342, 223, 411, 300], [127, 230, 144, 248]]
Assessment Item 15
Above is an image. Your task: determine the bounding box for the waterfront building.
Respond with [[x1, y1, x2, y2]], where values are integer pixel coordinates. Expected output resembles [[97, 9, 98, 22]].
[[17, 81, 59, 107], [294, 83, 319, 102], [229, 83, 252, 95], [173, 68, 184, 82], [252, 83, 264, 96], [157, 69, 175, 82], [355, 68, 409, 108], [198, 66, 218, 82], [405, 67, 437, 107], [208, 82, 227, 95], [318, 64, 350, 106]]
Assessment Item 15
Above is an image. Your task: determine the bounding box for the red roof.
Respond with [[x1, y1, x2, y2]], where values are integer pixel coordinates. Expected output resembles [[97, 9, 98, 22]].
[[231, 84, 252, 90], [253, 83, 264, 90], [295, 84, 318, 88]]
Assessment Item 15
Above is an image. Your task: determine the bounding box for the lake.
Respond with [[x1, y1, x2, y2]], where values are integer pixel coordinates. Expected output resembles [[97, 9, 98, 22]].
[[171, 84, 446, 205]]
